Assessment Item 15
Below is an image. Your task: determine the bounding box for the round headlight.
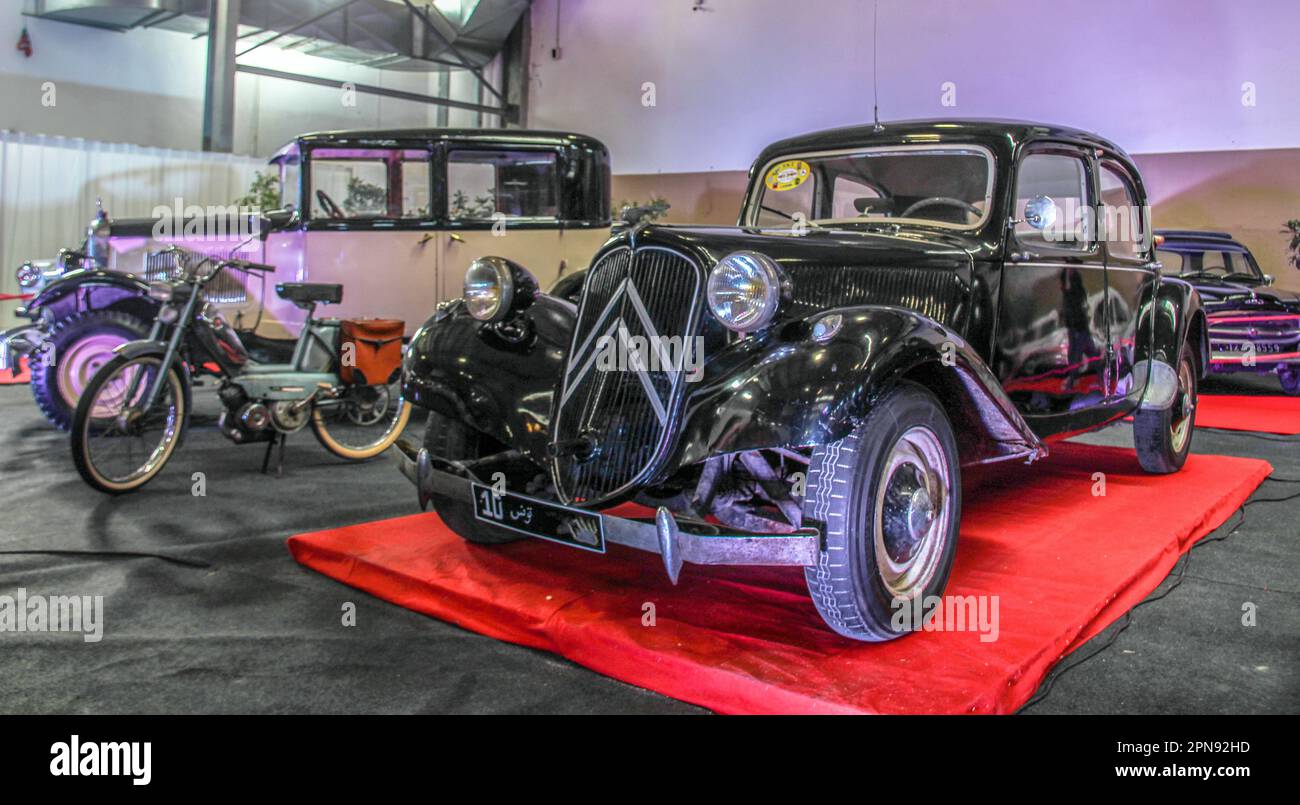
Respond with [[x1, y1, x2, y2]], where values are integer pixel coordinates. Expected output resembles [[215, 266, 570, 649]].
[[706, 251, 784, 333], [464, 258, 514, 322], [15, 262, 41, 288]]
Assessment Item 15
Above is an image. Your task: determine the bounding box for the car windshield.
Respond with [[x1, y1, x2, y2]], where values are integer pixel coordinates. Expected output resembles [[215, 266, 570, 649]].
[[1156, 248, 1261, 280], [748, 145, 994, 230]]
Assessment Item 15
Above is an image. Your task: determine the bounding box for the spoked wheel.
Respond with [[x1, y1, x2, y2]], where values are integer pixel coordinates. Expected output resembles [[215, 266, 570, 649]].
[[802, 382, 961, 641], [71, 354, 189, 494], [311, 380, 411, 460]]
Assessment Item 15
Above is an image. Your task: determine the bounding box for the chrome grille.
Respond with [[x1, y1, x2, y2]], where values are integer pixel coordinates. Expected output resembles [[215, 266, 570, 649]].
[[787, 265, 966, 327], [144, 244, 255, 305], [551, 246, 704, 505]]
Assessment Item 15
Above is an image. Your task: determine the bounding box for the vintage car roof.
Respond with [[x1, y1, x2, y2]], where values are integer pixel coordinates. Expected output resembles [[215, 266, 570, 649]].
[[290, 128, 607, 151], [1155, 229, 1249, 251], [752, 118, 1131, 167]]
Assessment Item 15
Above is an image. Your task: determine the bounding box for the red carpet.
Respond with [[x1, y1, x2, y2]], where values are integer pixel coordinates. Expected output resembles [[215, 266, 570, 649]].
[[289, 444, 1270, 714], [0, 357, 29, 385], [1197, 394, 1300, 434]]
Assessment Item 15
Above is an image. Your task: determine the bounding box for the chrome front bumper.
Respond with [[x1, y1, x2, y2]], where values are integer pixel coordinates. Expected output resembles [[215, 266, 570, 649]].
[[0, 323, 41, 373], [392, 438, 821, 584]]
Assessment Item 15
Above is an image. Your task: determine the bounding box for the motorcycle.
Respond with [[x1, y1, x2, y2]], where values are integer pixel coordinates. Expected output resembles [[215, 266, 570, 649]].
[[70, 250, 410, 494]]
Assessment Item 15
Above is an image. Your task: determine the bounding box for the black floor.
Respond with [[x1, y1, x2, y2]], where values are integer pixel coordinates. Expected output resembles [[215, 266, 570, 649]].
[[0, 378, 1296, 714]]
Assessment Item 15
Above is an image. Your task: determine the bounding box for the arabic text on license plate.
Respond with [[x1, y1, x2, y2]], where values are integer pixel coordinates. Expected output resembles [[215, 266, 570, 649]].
[[470, 482, 606, 553]]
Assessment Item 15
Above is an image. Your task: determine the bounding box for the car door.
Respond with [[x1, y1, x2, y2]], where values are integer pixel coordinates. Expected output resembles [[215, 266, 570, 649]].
[[437, 144, 608, 301], [994, 144, 1112, 432], [298, 144, 440, 335], [1097, 158, 1159, 401]]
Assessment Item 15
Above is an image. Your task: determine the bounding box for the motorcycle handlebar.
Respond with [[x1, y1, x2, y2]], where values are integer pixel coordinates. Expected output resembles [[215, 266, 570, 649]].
[[221, 258, 275, 274]]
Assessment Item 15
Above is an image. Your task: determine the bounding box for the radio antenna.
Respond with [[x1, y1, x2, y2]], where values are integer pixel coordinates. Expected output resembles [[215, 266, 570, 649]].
[[872, 0, 884, 132]]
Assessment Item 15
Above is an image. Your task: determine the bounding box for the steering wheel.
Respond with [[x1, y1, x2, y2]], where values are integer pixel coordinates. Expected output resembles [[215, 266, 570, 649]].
[[315, 189, 345, 220], [900, 197, 981, 221]]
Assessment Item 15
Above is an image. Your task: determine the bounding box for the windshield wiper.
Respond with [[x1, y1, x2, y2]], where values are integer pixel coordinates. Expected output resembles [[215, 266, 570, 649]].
[[756, 205, 825, 231]]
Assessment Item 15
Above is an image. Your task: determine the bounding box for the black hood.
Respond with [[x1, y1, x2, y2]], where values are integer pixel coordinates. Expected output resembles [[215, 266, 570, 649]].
[[1187, 276, 1300, 310], [598, 223, 979, 330]]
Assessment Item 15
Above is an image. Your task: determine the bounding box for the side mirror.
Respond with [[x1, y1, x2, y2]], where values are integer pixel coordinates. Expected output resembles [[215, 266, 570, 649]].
[[259, 208, 297, 239], [1023, 196, 1057, 231]]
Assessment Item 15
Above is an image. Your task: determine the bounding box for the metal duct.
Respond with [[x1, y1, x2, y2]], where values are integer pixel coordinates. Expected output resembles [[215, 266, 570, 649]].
[[23, 0, 530, 71]]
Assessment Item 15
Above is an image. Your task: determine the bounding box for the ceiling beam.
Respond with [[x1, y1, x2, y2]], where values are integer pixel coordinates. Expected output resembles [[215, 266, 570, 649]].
[[235, 64, 518, 122]]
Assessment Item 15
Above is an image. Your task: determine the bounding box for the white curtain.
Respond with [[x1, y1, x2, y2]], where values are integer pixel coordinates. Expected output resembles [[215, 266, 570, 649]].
[[0, 130, 266, 324]]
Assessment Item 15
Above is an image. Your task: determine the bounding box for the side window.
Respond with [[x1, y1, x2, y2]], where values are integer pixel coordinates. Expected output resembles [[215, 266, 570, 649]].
[[400, 152, 432, 218], [278, 151, 300, 212], [309, 148, 432, 220], [447, 149, 560, 220], [1014, 152, 1092, 251], [1099, 163, 1145, 260], [312, 157, 387, 218]]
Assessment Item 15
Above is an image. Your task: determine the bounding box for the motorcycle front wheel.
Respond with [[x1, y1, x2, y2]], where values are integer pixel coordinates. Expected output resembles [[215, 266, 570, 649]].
[[71, 354, 189, 494], [310, 381, 411, 461]]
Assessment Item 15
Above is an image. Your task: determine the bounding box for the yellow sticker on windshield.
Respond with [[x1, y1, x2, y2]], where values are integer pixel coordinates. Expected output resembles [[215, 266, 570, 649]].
[[765, 160, 811, 192]]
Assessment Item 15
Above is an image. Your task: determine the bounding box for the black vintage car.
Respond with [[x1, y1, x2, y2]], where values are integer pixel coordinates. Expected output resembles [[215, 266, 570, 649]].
[[396, 119, 1205, 641], [1155, 230, 1299, 394]]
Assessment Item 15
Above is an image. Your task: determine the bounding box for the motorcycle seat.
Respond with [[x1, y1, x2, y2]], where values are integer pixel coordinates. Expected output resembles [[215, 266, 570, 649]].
[[276, 283, 343, 306]]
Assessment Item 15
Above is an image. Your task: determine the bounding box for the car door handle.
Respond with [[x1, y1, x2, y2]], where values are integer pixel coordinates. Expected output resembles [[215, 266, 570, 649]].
[[417, 233, 434, 246], [447, 233, 464, 244]]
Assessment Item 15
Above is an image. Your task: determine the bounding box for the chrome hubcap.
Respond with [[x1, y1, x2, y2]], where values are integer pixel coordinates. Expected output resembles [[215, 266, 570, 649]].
[[58, 333, 129, 413], [874, 426, 952, 599]]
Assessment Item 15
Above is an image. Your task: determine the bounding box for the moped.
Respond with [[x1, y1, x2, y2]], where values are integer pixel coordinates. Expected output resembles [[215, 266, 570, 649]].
[[71, 250, 410, 494]]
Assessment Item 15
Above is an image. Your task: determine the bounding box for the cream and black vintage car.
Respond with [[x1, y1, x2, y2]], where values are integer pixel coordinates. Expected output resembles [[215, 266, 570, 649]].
[[1, 128, 611, 428]]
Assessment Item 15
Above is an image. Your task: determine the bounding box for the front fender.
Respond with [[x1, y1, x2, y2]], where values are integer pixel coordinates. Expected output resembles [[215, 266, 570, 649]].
[[670, 306, 1044, 469], [1131, 277, 1205, 409], [28, 269, 154, 318], [115, 339, 171, 361], [402, 296, 576, 463]]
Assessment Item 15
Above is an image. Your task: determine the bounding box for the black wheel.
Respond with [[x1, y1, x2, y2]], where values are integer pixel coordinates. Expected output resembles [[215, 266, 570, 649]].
[[802, 382, 961, 641], [71, 354, 189, 494], [30, 309, 150, 430], [1133, 343, 1197, 473], [1279, 366, 1300, 396], [423, 411, 521, 545]]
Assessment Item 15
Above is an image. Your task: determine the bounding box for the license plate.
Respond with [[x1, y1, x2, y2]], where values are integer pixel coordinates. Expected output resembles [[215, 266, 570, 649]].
[[470, 482, 606, 553], [1215, 341, 1284, 353]]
